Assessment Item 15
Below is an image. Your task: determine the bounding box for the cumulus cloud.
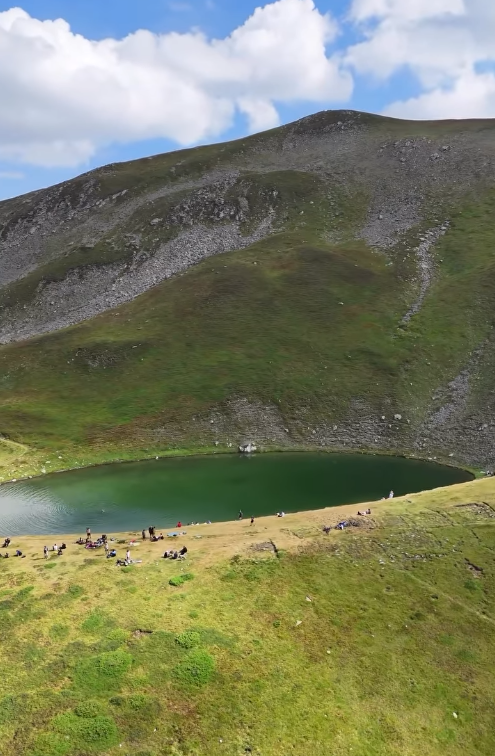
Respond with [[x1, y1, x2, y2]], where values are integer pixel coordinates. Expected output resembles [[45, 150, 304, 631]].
[[0, 1, 352, 168], [384, 70, 495, 121], [347, 0, 495, 119]]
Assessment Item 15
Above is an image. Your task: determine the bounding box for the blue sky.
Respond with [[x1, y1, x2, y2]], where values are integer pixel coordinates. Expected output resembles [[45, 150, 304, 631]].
[[0, 0, 493, 199]]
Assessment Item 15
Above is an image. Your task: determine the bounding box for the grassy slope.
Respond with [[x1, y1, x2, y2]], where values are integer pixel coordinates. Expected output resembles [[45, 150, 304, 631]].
[[1, 478, 495, 755], [0, 187, 495, 478]]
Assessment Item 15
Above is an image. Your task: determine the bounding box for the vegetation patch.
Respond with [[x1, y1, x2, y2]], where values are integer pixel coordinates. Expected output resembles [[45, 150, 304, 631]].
[[173, 648, 215, 688], [169, 572, 194, 587]]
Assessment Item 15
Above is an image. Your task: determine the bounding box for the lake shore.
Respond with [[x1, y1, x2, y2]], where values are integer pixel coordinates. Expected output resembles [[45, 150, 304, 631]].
[[2, 476, 493, 568]]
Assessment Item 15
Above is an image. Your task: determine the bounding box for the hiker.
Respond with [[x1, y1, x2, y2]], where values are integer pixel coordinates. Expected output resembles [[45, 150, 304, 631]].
[[142, 529, 146, 540], [43, 546, 48, 559], [238, 510, 243, 520], [176, 521, 182, 529], [250, 516, 254, 525], [388, 491, 394, 499]]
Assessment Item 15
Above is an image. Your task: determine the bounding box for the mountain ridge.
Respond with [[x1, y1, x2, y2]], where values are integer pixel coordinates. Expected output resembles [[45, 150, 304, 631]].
[[0, 109, 495, 475]]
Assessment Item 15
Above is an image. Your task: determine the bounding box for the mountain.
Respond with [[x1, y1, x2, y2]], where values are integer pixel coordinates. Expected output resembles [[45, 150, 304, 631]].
[[1, 109, 495, 476]]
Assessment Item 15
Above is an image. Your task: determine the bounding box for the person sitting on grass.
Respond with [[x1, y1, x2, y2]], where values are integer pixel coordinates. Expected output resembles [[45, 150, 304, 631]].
[[75, 537, 85, 545], [2, 538, 11, 548], [4, 552, 8, 558], [57, 547, 63, 556], [14, 549, 22, 557], [106, 549, 117, 559], [178, 546, 188, 559]]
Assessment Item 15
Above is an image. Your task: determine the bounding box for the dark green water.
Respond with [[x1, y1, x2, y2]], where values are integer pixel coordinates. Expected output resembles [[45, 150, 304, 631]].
[[0, 453, 471, 536]]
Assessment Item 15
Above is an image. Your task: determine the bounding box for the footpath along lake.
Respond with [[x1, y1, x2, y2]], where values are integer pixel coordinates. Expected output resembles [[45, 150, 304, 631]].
[[0, 452, 472, 536]]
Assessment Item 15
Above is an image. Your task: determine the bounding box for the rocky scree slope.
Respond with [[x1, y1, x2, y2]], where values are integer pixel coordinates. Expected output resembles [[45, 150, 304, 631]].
[[0, 110, 495, 471]]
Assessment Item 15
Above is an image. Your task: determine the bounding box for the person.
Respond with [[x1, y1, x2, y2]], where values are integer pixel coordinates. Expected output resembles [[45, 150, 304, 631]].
[[4, 552, 8, 558], [2, 538, 10, 548], [322, 525, 331, 534], [43, 545, 49, 559], [76, 537, 85, 545], [107, 549, 117, 558], [57, 547, 63, 556], [366, 508, 371, 515], [172, 551, 179, 560], [142, 529, 146, 540], [277, 512, 285, 518], [238, 510, 243, 520], [86, 527, 91, 538], [52, 543, 58, 552], [104, 542, 109, 554], [176, 521, 182, 529], [15, 549, 22, 557], [250, 516, 254, 525], [148, 526, 152, 537], [125, 549, 131, 563], [61, 543, 67, 550], [388, 491, 394, 499], [179, 546, 188, 558]]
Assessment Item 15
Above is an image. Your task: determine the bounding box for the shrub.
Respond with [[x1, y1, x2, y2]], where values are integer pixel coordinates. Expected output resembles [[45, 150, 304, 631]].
[[169, 573, 194, 587], [74, 649, 133, 693], [53, 711, 118, 748], [173, 649, 215, 687], [75, 700, 101, 718], [175, 631, 201, 649]]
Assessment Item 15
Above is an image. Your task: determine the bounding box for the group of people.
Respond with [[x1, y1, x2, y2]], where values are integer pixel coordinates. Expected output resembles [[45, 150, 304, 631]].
[[43, 543, 67, 558], [0, 537, 23, 558], [163, 546, 188, 560]]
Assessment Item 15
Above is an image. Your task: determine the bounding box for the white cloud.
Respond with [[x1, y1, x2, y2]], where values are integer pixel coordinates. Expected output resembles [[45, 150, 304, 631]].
[[0, 170, 24, 179], [0, 1, 352, 168], [384, 70, 495, 121], [347, 0, 495, 119]]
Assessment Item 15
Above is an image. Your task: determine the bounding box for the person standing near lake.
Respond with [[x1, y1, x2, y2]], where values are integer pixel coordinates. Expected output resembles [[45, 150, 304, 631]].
[[238, 510, 243, 520], [104, 542, 109, 555], [250, 516, 254, 525], [125, 549, 131, 563], [43, 545, 48, 559], [142, 529, 146, 540]]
